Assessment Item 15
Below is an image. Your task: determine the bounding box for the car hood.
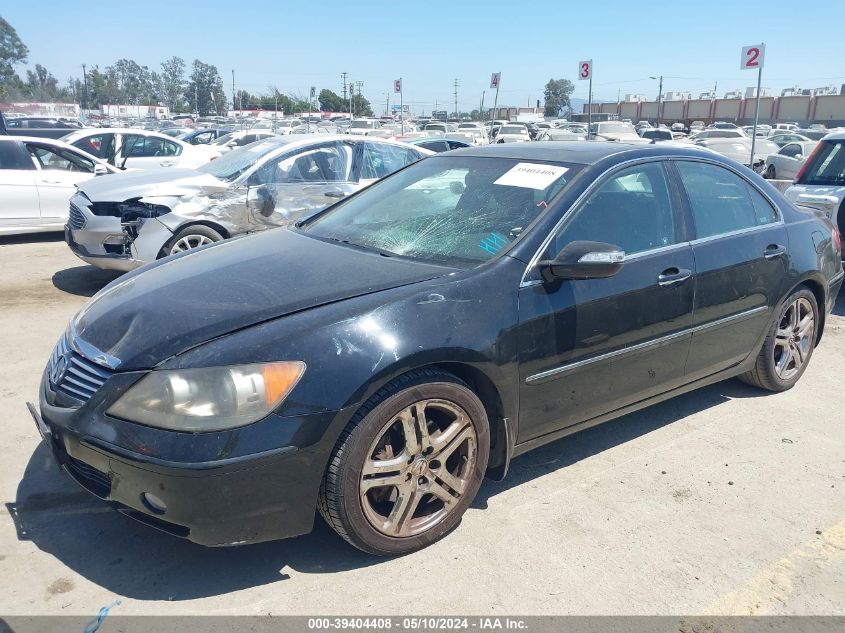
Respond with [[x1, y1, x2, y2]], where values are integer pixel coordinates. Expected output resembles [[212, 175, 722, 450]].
[[79, 168, 228, 201], [73, 229, 454, 370]]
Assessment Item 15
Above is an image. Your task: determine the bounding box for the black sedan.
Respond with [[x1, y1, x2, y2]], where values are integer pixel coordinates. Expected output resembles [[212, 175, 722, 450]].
[[32, 142, 843, 556]]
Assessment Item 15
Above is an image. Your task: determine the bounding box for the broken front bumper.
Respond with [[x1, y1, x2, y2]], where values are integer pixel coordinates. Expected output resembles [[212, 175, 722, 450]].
[[65, 215, 175, 272]]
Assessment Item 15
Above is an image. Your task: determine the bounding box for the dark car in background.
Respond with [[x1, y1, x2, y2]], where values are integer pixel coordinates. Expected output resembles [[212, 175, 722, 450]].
[[32, 142, 843, 556], [178, 127, 233, 145]]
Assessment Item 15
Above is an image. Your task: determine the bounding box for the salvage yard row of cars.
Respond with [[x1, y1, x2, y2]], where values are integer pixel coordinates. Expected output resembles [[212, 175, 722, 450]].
[[2, 111, 844, 556]]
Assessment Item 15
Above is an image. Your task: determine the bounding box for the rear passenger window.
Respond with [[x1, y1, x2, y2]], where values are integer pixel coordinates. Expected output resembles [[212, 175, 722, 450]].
[[553, 162, 677, 256], [676, 161, 770, 239]]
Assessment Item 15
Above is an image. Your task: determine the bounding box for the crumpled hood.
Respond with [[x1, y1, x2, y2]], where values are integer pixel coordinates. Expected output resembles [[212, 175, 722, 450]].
[[79, 168, 228, 202], [73, 229, 453, 369]]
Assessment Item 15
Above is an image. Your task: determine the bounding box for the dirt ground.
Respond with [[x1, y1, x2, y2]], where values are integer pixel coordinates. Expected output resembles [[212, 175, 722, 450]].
[[1, 233, 843, 616]]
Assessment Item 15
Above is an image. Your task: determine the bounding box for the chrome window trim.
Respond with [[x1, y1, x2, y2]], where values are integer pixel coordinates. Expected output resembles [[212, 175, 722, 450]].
[[688, 222, 782, 246], [524, 305, 768, 384], [519, 155, 681, 288], [669, 156, 785, 227], [519, 154, 786, 289]]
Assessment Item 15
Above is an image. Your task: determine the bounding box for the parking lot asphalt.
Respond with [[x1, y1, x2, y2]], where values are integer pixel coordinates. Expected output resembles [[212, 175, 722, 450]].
[[1, 233, 843, 616]]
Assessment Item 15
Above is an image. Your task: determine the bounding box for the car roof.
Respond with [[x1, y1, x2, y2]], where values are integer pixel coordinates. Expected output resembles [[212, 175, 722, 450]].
[[448, 141, 717, 165], [823, 131, 845, 141]]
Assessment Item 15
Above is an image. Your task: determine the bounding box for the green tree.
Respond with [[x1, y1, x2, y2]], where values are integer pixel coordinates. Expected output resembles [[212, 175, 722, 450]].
[[185, 59, 226, 115], [351, 93, 372, 117], [25, 64, 60, 101], [543, 78, 574, 116], [318, 88, 345, 112], [160, 56, 186, 111], [0, 16, 28, 99]]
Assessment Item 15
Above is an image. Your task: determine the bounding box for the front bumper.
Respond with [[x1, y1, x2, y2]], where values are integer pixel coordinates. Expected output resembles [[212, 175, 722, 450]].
[[35, 369, 351, 546]]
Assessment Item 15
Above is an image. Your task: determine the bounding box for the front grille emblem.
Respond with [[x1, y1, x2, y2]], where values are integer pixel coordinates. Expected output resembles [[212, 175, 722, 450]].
[[50, 352, 70, 386]]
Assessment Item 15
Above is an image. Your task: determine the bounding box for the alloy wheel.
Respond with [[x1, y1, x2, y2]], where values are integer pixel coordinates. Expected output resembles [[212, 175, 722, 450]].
[[773, 297, 815, 380], [359, 399, 478, 538], [170, 234, 215, 253]]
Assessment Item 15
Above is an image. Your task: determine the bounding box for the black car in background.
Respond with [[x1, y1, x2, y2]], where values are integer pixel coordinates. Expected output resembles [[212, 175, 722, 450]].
[[32, 142, 843, 556], [178, 127, 233, 145]]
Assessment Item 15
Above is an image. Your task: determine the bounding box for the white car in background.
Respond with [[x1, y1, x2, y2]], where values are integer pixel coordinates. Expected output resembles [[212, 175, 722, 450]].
[[764, 141, 818, 180], [60, 128, 220, 170], [590, 121, 647, 142], [347, 119, 388, 137], [494, 124, 531, 143], [0, 136, 118, 236]]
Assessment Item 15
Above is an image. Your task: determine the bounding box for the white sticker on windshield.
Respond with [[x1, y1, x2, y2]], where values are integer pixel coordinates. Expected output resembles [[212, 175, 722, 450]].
[[494, 163, 569, 190]]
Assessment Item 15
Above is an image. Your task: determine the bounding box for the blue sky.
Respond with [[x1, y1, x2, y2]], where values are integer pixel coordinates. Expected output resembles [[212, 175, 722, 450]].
[[4, 0, 845, 114]]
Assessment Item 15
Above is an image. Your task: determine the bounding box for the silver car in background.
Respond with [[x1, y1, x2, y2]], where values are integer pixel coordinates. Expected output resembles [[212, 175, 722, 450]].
[[785, 131, 845, 248], [65, 135, 432, 271], [764, 141, 818, 180]]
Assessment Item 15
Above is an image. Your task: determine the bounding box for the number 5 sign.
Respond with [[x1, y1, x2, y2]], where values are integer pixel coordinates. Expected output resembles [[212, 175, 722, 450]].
[[741, 44, 765, 70], [578, 60, 592, 80]]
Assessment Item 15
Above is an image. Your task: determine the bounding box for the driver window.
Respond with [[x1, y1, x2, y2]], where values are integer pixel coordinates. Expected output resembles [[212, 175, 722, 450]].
[[550, 161, 677, 257], [256, 142, 350, 184]]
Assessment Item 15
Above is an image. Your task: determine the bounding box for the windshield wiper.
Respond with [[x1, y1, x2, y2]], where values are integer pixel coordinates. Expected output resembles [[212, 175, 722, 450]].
[[324, 237, 393, 257]]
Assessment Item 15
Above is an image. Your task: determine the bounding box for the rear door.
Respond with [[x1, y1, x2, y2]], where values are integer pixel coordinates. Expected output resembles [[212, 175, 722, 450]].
[[672, 159, 788, 380], [0, 140, 41, 229], [353, 141, 423, 187], [517, 160, 695, 441]]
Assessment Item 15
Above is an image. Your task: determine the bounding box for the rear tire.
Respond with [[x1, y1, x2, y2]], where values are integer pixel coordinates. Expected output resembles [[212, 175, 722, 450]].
[[765, 164, 776, 179], [739, 288, 818, 392], [318, 369, 490, 556]]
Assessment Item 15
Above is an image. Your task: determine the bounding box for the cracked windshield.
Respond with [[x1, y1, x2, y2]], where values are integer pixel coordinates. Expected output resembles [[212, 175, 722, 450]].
[[304, 157, 579, 266]]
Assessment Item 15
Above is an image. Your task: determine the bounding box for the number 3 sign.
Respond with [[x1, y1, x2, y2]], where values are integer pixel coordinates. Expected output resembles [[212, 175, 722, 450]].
[[741, 44, 765, 70], [578, 60, 592, 80]]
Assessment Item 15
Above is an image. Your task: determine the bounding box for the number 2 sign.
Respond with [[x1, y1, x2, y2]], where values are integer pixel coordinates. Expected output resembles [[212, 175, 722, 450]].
[[578, 60, 592, 81], [741, 44, 765, 70]]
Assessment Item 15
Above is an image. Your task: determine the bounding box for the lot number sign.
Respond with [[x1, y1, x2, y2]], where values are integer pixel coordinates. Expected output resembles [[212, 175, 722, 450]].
[[741, 44, 765, 70]]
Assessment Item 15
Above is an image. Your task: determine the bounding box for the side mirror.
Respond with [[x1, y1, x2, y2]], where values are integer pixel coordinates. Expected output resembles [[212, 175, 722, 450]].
[[93, 163, 109, 176], [227, 140, 238, 148], [538, 240, 625, 282], [247, 184, 275, 217], [795, 154, 803, 160]]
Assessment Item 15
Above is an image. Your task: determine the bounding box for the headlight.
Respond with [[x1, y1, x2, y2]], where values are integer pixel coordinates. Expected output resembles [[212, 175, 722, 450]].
[[107, 362, 305, 432]]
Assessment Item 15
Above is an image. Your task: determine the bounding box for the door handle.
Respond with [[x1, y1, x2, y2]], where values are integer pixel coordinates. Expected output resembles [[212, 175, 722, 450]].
[[657, 267, 692, 287], [159, 160, 175, 167], [324, 191, 346, 198], [39, 179, 63, 184], [764, 244, 786, 259]]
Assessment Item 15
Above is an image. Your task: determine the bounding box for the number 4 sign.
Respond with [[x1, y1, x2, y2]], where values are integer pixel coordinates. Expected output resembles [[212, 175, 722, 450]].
[[741, 44, 765, 70], [578, 60, 592, 81]]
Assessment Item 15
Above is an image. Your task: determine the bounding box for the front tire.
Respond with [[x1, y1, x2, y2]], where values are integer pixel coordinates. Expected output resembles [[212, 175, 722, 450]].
[[766, 164, 776, 179], [318, 369, 490, 556], [739, 288, 818, 392], [164, 225, 224, 257]]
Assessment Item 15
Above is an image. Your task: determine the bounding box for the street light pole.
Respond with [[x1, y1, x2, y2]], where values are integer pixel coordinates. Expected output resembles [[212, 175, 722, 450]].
[[650, 75, 663, 127]]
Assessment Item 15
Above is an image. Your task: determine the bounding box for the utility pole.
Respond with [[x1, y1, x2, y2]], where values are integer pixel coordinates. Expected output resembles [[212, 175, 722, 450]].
[[81, 64, 88, 111], [349, 81, 354, 119], [657, 75, 663, 127], [231, 69, 236, 116], [194, 84, 199, 118], [385, 92, 390, 117], [480, 90, 485, 121], [341, 72, 348, 114], [453, 78, 460, 119], [356, 81, 364, 116]]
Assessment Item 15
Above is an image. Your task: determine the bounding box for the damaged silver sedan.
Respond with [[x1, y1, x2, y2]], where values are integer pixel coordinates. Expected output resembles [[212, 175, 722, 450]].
[[65, 135, 432, 271]]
